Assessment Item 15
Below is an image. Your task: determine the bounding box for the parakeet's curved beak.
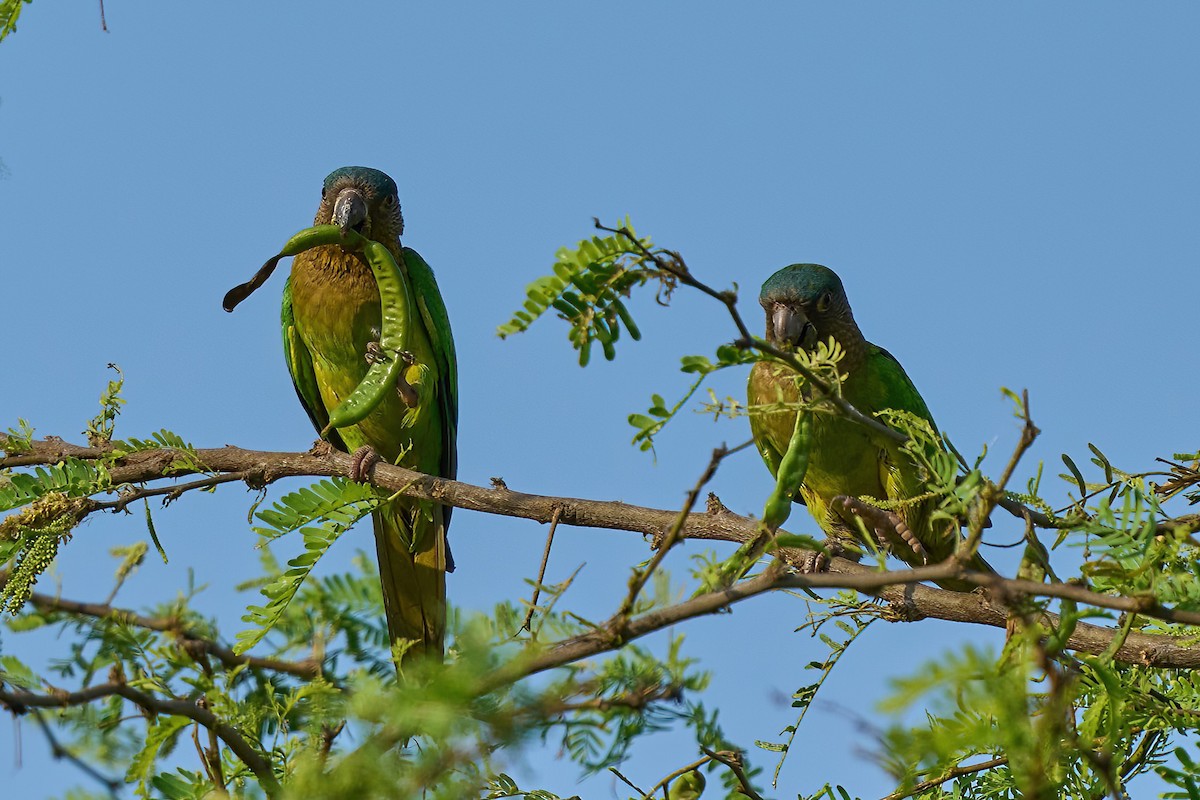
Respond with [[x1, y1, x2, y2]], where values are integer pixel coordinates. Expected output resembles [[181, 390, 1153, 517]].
[[772, 303, 812, 348], [332, 187, 368, 234]]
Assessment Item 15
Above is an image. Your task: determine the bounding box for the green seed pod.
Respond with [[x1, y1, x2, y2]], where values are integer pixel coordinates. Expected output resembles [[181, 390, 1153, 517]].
[[224, 225, 347, 312], [321, 235, 416, 434], [762, 411, 813, 529], [224, 223, 417, 436], [611, 298, 641, 341]]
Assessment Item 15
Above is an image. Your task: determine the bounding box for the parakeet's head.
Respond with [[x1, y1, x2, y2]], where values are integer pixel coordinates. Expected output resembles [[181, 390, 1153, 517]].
[[316, 166, 404, 241], [758, 263, 855, 350]]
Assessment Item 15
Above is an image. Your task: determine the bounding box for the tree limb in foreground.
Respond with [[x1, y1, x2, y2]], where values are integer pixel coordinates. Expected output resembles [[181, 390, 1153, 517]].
[[3, 438, 1200, 669]]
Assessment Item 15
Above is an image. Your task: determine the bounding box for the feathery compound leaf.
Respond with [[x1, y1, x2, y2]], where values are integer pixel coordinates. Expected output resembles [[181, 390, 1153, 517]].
[[498, 217, 672, 364], [0, 458, 112, 513], [234, 479, 382, 653], [630, 346, 762, 454], [251, 477, 380, 542], [126, 715, 191, 794], [0, 0, 31, 44], [85, 363, 125, 446]]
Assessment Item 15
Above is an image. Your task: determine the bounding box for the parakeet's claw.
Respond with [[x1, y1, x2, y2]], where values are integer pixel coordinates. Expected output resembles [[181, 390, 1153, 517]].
[[796, 549, 827, 575], [832, 495, 928, 563], [348, 445, 381, 483], [364, 343, 419, 408], [892, 517, 928, 563], [795, 537, 848, 575], [394, 351, 419, 408], [364, 341, 386, 365]]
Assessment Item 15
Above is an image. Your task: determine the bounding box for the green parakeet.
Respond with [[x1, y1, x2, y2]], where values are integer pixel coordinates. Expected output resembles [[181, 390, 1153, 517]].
[[282, 166, 457, 660], [747, 264, 990, 589], [668, 769, 706, 799]]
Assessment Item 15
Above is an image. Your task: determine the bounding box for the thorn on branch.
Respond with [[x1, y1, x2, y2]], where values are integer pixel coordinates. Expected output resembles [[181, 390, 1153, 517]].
[[308, 439, 335, 458], [705, 492, 730, 516], [883, 596, 927, 623]]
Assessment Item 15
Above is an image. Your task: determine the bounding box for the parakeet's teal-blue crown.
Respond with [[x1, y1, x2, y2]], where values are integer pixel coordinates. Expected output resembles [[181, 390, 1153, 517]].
[[323, 166, 398, 198], [759, 263, 845, 303]]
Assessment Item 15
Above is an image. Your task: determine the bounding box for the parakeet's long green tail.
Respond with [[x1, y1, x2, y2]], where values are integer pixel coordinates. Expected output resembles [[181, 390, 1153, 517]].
[[372, 501, 447, 661]]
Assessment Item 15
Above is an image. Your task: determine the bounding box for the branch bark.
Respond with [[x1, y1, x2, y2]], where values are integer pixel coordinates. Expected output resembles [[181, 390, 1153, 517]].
[[20, 588, 321, 679], [5, 438, 1200, 669], [0, 680, 281, 797]]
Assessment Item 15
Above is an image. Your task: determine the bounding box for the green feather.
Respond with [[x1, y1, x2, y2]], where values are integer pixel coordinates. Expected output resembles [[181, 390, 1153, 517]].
[[748, 264, 991, 590], [282, 168, 457, 662]]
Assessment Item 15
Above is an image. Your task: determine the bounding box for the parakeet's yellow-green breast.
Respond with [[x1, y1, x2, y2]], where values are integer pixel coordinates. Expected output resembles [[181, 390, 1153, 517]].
[[282, 166, 458, 661], [747, 264, 990, 589]]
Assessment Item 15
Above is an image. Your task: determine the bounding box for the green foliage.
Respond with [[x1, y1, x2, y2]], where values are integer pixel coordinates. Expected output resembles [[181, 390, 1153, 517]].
[[1, 417, 35, 453], [0, 0, 30, 44], [7, 223, 1200, 800], [85, 364, 125, 446], [628, 344, 759, 453], [760, 599, 875, 785], [481, 774, 570, 799], [0, 375, 200, 613], [235, 478, 383, 653], [498, 218, 671, 366], [0, 460, 112, 512], [126, 715, 191, 796]]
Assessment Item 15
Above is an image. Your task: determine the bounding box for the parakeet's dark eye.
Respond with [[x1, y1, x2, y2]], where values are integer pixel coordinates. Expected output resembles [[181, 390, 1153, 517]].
[[817, 292, 833, 313], [386, 195, 399, 208]]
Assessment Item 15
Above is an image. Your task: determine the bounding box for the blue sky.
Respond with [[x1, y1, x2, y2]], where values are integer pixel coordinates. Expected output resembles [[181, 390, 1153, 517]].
[[2, 4, 1197, 797]]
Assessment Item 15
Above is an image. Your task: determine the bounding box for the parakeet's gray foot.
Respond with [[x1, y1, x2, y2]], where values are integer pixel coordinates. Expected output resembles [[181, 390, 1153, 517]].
[[795, 537, 849, 575], [832, 495, 928, 563], [365, 342, 419, 408], [348, 445, 381, 483]]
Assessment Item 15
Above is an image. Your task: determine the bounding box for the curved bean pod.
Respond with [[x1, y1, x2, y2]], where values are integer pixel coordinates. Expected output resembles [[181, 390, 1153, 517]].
[[762, 410, 813, 530], [223, 225, 347, 312], [320, 235, 416, 435], [223, 223, 417, 437]]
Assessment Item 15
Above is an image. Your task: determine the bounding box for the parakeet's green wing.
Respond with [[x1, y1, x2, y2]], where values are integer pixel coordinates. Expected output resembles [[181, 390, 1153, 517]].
[[863, 344, 935, 501], [865, 345, 935, 427], [402, 247, 458, 488], [281, 277, 347, 451]]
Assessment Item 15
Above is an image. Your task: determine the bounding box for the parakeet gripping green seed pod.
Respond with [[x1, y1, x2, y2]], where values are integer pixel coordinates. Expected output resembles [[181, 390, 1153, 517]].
[[747, 263, 991, 590], [281, 166, 458, 662]]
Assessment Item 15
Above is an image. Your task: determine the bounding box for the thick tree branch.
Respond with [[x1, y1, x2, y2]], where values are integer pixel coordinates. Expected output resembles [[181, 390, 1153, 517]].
[[0, 679, 281, 797], [5, 439, 1200, 668], [21, 588, 321, 679]]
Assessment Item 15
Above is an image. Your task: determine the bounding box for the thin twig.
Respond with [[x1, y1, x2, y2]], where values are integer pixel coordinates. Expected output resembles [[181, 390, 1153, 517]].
[[18, 587, 321, 680], [700, 747, 764, 800], [879, 756, 1008, 800], [638, 755, 713, 800], [0, 682, 280, 797], [616, 445, 728, 622], [962, 388, 1039, 558], [29, 709, 121, 798], [91, 472, 247, 512], [609, 766, 648, 796], [520, 506, 562, 632]]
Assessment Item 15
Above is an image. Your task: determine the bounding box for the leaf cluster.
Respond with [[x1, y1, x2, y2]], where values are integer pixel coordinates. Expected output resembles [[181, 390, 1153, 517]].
[[498, 218, 673, 366]]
